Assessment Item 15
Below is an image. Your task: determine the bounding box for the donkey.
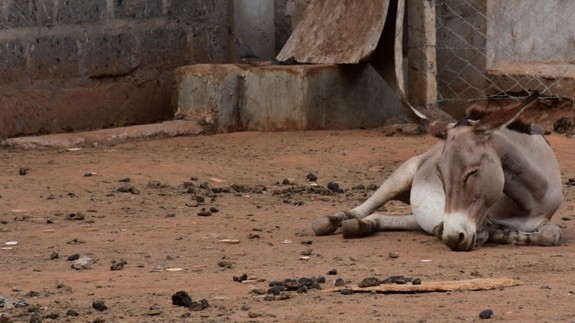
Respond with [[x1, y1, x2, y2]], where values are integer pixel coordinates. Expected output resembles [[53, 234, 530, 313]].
[[312, 92, 564, 251]]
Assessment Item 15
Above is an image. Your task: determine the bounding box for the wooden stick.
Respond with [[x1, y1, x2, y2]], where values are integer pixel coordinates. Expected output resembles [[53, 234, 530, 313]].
[[324, 278, 521, 293]]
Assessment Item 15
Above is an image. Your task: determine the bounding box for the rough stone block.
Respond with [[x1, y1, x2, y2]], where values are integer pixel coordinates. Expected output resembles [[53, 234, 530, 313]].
[[140, 28, 187, 68], [241, 64, 402, 131], [82, 33, 138, 77], [53, 86, 109, 131], [29, 36, 79, 79], [192, 25, 231, 64], [57, 0, 105, 24], [168, 0, 227, 19], [0, 4, 5, 28], [174, 64, 245, 132], [8, 0, 55, 27], [174, 63, 403, 132], [104, 78, 174, 126], [0, 40, 27, 84], [114, 0, 163, 19], [0, 87, 54, 136], [0, 74, 174, 137]]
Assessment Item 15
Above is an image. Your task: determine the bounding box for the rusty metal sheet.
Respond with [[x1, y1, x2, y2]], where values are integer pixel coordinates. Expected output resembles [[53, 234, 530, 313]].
[[277, 0, 390, 64]]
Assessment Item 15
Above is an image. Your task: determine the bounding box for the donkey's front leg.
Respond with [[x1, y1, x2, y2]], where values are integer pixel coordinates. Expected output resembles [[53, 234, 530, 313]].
[[312, 154, 422, 236]]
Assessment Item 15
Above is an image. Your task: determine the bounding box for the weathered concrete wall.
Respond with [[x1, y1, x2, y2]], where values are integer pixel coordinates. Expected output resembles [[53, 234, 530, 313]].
[[0, 0, 232, 137], [486, 0, 575, 67], [174, 63, 404, 132], [436, 0, 575, 107], [233, 0, 275, 61]]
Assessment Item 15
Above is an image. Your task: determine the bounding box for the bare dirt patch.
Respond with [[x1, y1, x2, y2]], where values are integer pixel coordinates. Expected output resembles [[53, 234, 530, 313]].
[[1, 128, 574, 322]]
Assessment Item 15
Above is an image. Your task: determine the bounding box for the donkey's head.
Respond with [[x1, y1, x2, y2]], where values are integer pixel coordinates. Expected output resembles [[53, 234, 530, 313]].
[[424, 92, 539, 251]]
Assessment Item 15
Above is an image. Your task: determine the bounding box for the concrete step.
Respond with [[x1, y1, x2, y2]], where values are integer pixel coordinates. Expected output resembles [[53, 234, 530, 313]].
[[1, 120, 203, 149], [173, 63, 403, 132], [488, 63, 575, 98]]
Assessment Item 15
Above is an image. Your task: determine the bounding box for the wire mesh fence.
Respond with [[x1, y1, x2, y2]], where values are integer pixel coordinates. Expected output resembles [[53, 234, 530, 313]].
[[435, 0, 575, 106]]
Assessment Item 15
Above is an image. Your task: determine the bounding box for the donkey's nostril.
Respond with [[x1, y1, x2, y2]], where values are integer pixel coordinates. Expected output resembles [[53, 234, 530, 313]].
[[458, 232, 466, 244]]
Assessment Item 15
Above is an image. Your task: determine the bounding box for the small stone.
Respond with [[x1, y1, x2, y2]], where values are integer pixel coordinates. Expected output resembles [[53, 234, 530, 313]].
[[282, 178, 295, 185], [306, 173, 318, 181], [217, 260, 233, 269], [267, 285, 284, 295], [247, 233, 260, 239], [66, 254, 80, 261], [300, 248, 312, 256], [50, 252, 59, 260], [412, 278, 422, 285], [327, 269, 337, 275], [44, 313, 59, 319], [381, 275, 409, 284], [110, 259, 127, 271], [340, 288, 353, 295], [233, 273, 248, 282], [197, 208, 212, 216], [190, 299, 209, 311], [67, 213, 85, 221], [71, 256, 93, 270], [388, 251, 400, 258], [66, 309, 79, 317], [19, 167, 29, 176], [358, 277, 380, 288], [13, 299, 27, 307], [334, 278, 346, 287], [327, 182, 339, 191], [117, 184, 140, 194], [92, 300, 108, 312], [479, 309, 493, 319]]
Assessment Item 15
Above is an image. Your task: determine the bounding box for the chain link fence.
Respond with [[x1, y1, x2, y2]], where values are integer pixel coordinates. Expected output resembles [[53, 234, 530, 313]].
[[435, 0, 575, 108]]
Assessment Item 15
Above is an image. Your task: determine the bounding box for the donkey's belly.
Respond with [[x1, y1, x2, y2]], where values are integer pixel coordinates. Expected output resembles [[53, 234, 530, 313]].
[[410, 162, 445, 234]]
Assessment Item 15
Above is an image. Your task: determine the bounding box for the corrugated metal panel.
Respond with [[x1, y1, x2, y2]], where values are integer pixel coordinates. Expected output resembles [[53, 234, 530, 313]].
[[277, 0, 391, 64]]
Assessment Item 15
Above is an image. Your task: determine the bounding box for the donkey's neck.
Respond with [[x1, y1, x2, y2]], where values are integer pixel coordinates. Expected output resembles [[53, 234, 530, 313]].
[[491, 129, 549, 207]]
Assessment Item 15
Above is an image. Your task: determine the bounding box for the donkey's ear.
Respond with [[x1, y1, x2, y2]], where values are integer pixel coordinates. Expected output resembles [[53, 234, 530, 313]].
[[471, 91, 540, 133], [421, 119, 454, 140]]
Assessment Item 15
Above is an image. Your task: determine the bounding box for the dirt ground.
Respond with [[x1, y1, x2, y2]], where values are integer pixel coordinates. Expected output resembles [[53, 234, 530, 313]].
[[1, 124, 574, 322]]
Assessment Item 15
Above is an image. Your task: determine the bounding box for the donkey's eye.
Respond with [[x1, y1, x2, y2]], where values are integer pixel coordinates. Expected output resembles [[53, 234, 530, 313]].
[[464, 169, 478, 182]]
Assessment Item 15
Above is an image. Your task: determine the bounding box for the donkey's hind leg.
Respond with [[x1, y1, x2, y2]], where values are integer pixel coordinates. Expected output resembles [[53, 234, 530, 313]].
[[342, 213, 421, 238], [488, 220, 563, 246]]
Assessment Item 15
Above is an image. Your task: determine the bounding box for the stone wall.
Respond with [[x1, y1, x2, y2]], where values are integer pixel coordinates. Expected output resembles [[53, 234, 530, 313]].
[[0, 0, 232, 137]]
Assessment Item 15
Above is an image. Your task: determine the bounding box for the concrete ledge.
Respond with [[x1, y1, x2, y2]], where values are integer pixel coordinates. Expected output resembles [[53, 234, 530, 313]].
[[1, 120, 203, 149], [174, 63, 403, 132], [488, 63, 575, 98]]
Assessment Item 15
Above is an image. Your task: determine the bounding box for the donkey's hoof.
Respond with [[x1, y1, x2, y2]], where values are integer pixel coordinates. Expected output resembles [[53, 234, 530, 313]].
[[312, 216, 340, 236], [342, 219, 374, 239]]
